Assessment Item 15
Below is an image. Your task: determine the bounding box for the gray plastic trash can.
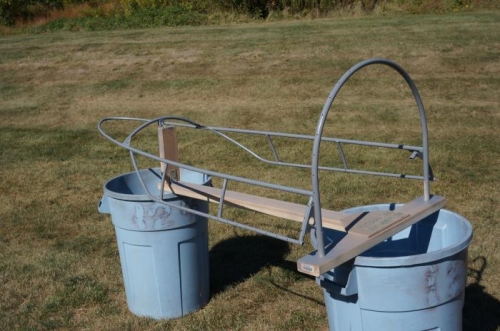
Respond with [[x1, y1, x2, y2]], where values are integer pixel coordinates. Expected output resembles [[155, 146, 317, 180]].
[[314, 204, 473, 331], [99, 168, 211, 319]]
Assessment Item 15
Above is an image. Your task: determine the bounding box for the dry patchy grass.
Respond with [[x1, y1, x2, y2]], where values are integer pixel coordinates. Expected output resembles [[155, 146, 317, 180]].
[[1, 11, 499, 330]]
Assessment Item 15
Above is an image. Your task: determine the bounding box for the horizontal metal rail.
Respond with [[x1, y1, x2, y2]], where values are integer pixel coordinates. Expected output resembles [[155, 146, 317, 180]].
[[163, 121, 424, 151], [158, 122, 434, 180], [159, 121, 432, 181]]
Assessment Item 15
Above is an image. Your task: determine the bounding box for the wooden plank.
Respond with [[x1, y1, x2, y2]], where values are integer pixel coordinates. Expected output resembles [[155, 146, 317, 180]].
[[162, 181, 349, 232], [158, 126, 180, 181], [342, 211, 410, 238], [297, 195, 446, 277]]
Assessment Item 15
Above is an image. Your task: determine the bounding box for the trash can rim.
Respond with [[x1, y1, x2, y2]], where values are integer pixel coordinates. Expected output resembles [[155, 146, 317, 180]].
[[103, 168, 210, 202]]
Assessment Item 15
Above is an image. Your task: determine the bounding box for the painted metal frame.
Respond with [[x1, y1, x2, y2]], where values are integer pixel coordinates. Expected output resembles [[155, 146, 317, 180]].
[[97, 58, 433, 253]]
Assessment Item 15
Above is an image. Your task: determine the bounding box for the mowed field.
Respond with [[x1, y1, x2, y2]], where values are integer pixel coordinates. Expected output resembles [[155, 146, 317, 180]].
[[1, 11, 499, 330]]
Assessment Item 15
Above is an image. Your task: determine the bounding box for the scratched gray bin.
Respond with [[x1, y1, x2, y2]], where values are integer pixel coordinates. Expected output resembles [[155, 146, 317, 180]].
[[99, 168, 211, 319], [315, 204, 473, 331]]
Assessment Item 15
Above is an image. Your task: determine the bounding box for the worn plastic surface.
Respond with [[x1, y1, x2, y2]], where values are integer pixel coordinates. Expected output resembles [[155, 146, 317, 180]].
[[317, 204, 473, 331], [100, 168, 211, 319]]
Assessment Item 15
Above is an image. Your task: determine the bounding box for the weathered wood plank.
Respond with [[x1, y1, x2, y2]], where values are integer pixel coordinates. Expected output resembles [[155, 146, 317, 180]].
[[297, 195, 446, 277], [163, 181, 349, 232], [158, 126, 180, 181]]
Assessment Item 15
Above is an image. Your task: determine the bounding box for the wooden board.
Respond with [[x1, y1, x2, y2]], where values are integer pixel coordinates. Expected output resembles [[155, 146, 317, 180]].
[[342, 211, 410, 238], [296, 195, 446, 276], [160, 181, 443, 239], [158, 126, 180, 181], [162, 181, 349, 232]]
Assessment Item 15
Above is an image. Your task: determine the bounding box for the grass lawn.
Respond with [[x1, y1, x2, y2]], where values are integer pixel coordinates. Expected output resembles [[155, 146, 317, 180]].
[[1, 10, 499, 330]]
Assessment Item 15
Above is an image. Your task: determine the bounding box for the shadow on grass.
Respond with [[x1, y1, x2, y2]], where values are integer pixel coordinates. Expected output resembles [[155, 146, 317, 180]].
[[463, 257, 500, 331], [269, 260, 324, 306], [209, 234, 290, 296], [209, 240, 500, 330]]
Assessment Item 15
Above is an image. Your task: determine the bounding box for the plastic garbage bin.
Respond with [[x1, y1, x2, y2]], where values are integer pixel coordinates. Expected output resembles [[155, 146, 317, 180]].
[[99, 168, 211, 319], [314, 204, 473, 331]]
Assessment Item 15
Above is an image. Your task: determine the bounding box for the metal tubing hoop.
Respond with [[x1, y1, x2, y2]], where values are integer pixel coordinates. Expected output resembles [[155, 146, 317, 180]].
[[311, 58, 431, 257], [98, 116, 312, 197], [98, 116, 310, 244]]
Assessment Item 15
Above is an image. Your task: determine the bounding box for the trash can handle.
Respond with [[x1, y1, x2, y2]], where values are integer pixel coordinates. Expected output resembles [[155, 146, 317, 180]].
[[98, 194, 110, 214], [317, 267, 359, 297]]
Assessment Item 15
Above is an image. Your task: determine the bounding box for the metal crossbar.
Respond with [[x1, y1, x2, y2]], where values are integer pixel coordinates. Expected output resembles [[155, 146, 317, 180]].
[[158, 121, 432, 181]]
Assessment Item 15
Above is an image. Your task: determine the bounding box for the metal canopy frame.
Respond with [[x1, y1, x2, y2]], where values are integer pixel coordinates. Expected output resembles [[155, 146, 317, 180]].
[[98, 58, 434, 257]]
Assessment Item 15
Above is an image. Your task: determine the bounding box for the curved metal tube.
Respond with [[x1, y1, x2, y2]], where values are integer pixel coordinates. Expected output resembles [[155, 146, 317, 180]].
[[311, 58, 431, 257], [97, 116, 313, 196]]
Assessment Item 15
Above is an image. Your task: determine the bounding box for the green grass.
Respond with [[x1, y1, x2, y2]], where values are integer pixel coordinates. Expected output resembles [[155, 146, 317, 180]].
[[1, 10, 499, 330], [34, 5, 208, 32]]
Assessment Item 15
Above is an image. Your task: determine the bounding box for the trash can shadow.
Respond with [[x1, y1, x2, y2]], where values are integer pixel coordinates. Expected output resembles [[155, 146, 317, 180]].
[[463, 256, 500, 331], [209, 234, 290, 296]]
